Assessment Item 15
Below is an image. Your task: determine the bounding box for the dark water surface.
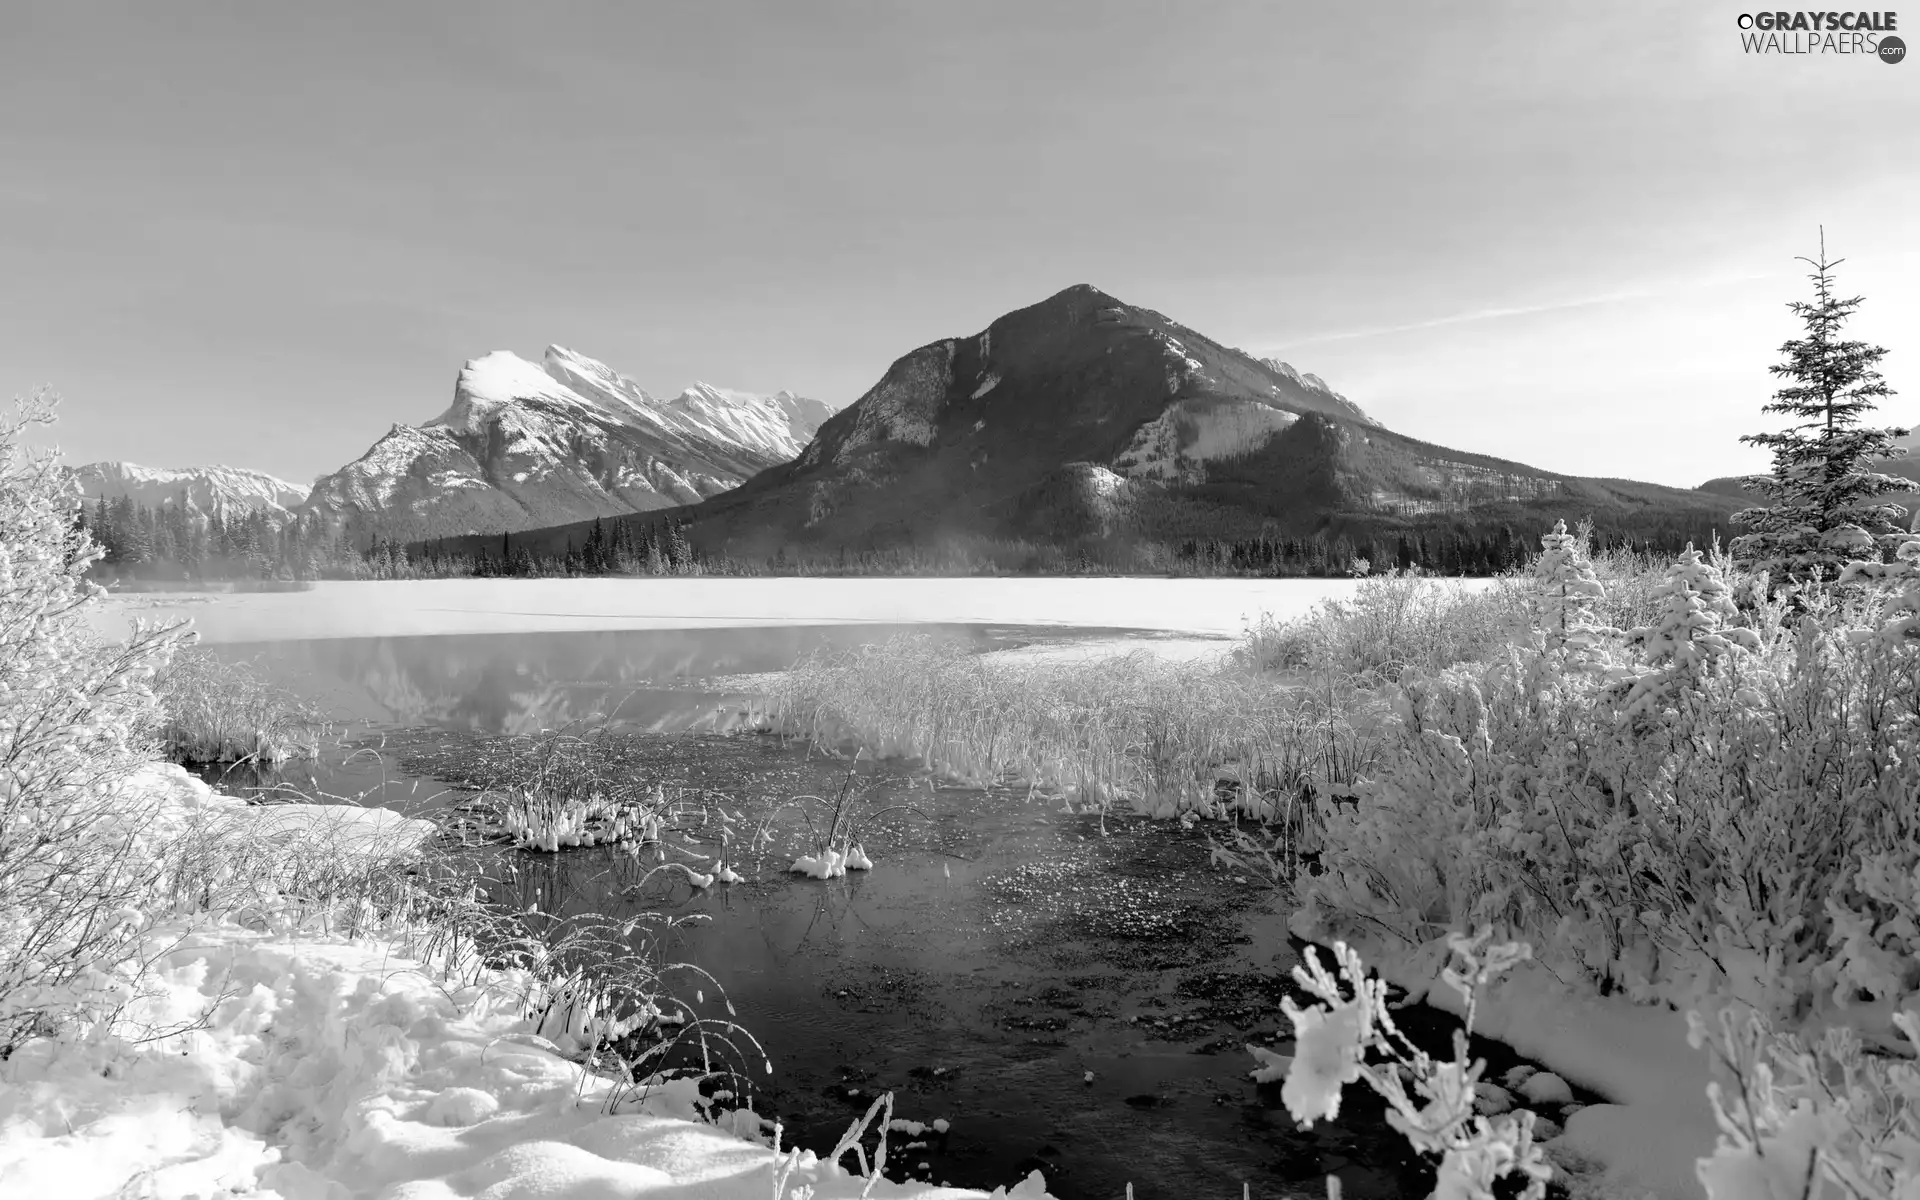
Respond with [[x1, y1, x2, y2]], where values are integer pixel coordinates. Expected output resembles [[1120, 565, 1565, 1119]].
[[193, 626, 1579, 1200]]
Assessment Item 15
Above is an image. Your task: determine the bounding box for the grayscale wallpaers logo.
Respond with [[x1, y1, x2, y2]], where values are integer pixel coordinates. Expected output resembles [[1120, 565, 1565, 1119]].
[[1736, 10, 1904, 58]]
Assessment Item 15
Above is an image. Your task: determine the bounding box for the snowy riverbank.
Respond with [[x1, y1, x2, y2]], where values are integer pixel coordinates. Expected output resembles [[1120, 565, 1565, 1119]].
[[0, 765, 1055, 1200], [0, 922, 1054, 1200]]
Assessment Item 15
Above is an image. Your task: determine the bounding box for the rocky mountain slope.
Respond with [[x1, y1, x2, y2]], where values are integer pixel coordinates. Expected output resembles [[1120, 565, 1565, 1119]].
[[67, 462, 309, 515], [648, 284, 1734, 559], [304, 346, 834, 539]]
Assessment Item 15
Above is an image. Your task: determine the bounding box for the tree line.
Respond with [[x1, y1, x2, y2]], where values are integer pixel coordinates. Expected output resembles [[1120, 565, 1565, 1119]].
[[76, 493, 367, 581]]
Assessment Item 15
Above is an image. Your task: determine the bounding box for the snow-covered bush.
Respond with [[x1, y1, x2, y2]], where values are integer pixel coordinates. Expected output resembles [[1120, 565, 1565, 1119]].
[[1692, 1001, 1920, 1200], [1239, 571, 1532, 684], [150, 647, 323, 766], [1297, 528, 1920, 1030], [1271, 929, 1554, 1200], [0, 390, 191, 1050], [1840, 536, 1920, 646]]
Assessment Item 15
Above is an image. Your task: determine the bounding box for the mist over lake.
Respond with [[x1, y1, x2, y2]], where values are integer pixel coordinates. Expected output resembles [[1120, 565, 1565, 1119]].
[[86, 576, 1441, 645]]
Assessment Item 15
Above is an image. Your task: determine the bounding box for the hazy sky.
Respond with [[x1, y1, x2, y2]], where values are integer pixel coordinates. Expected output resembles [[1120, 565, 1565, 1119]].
[[3, 1, 1915, 490]]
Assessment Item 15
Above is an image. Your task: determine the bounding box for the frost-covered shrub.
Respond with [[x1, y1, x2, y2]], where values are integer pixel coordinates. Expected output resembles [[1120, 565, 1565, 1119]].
[[0, 390, 190, 1050], [1692, 1002, 1920, 1200], [151, 648, 324, 764], [1840, 536, 1920, 646], [1240, 572, 1533, 683], [1583, 540, 1674, 634], [1274, 930, 1554, 1200], [151, 648, 323, 765], [1297, 530, 1920, 1030]]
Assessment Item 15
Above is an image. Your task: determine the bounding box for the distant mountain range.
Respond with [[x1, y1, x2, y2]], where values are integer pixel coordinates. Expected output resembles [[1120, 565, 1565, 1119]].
[[74, 346, 838, 540], [68, 462, 309, 516], [89, 286, 1911, 568]]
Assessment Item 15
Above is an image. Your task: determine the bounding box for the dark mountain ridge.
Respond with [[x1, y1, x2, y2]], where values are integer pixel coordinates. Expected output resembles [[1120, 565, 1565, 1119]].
[[411, 285, 1740, 572], [680, 285, 1734, 557]]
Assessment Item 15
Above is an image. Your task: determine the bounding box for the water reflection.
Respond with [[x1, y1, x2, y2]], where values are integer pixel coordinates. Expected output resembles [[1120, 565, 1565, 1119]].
[[204, 623, 1073, 736]]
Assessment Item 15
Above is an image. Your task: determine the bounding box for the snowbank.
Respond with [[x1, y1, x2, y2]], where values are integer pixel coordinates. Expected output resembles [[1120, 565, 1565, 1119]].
[[123, 761, 436, 863], [83, 577, 1466, 645], [0, 923, 1055, 1200], [0, 764, 1050, 1199], [1289, 915, 1717, 1200]]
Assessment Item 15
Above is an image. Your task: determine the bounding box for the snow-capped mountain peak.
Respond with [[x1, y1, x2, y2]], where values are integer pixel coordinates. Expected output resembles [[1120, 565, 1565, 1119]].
[[67, 462, 309, 515], [1258, 358, 1379, 426], [304, 345, 838, 539], [429, 350, 616, 435]]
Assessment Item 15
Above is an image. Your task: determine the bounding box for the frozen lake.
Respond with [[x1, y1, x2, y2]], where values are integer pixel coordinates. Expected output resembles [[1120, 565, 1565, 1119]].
[[84, 576, 1462, 645]]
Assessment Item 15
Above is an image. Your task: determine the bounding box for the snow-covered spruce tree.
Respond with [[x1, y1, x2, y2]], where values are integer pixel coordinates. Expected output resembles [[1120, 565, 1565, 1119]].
[[1731, 232, 1910, 582], [1614, 544, 1761, 718], [0, 389, 190, 1051], [1528, 519, 1611, 672]]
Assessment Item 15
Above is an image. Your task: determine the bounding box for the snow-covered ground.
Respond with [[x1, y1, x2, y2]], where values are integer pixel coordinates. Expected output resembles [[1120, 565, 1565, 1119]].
[[0, 926, 1052, 1200], [1292, 922, 1718, 1200], [0, 765, 1053, 1200], [85, 577, 1429, 645]]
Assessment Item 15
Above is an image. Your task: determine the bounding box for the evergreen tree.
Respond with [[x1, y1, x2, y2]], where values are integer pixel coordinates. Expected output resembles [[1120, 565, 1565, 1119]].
[[667, 521, 693, 572], [1530, 519, 1610, 671], [1732, 232, 1909, 581], [1615, 544, 1760, 718]]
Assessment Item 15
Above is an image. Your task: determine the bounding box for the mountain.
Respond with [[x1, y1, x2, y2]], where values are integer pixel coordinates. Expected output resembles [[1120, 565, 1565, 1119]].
[[1696, 418, 1920, 530], [68, 462, 308, 516], [304, 346, 835, 540], [641, 284, 1735, 559]]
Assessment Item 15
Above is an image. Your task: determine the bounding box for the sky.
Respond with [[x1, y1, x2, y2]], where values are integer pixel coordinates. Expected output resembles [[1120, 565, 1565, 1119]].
[[2, 0, 1916, 490]]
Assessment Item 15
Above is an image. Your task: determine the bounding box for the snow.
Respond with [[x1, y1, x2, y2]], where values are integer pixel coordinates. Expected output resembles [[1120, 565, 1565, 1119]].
[[432, 351, 589, 434], [67, 461, 310, 515], [82, 577, 1461, 645], [1247, 1043, 1293, 1083], [0, 923, 1055, 1200], [970, 373, 999, 399], [669, 383, 825, 461], [117, 761, 434, 862], [1518, 1072, 1574, 1107], [0, 770, 1052, 1200], [789, 845, 873, 879], [1289, 924, 1719, 1200], [825, 341, 953, 460], [1111, 399, 1297, 483], [409, 347, 830, 470]]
